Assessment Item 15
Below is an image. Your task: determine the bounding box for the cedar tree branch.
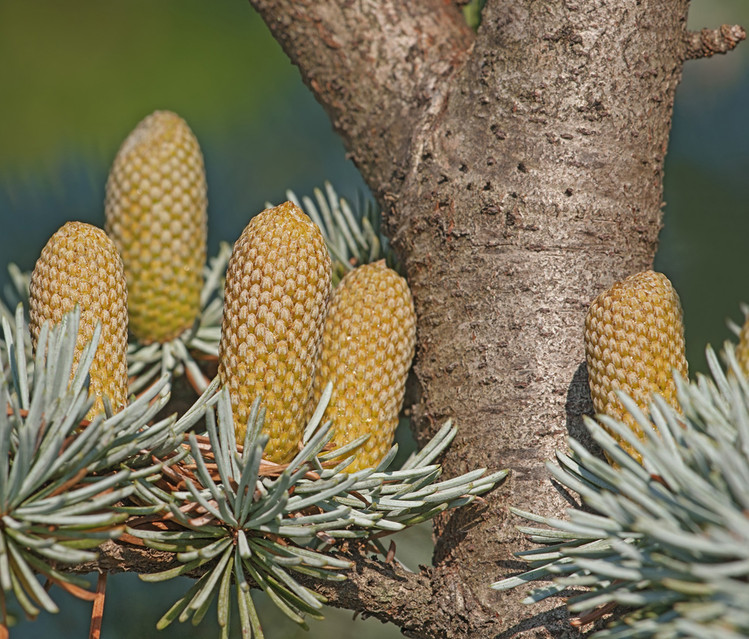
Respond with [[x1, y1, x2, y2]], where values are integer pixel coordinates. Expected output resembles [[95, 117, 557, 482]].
[[685, 24, 746, 60], [76, 539, 449, 635], [247, 0, 474, 199]]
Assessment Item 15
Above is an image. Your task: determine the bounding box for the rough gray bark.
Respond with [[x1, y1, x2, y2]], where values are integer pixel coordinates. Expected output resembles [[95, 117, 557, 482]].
[[82, 1, 744, 637], [244, 0, 731, 636]]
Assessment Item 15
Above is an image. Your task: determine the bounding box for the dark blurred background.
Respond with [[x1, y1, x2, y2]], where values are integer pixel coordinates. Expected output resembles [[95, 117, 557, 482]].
[[1, 0, 747, 636]]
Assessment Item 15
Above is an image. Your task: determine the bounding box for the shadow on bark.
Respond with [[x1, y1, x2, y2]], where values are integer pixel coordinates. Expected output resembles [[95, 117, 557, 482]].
[[565, 361, 603, 459], [432, 495, 494, 565], [489, 603, 581, 639]]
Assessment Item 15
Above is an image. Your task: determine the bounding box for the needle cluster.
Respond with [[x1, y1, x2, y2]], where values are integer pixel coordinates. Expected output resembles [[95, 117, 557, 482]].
[[493, 343, 749, 638]]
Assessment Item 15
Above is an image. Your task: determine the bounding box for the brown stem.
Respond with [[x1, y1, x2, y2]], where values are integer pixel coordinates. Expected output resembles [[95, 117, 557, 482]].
[[88, 572, 108, 639], [75, 540, 449, 632], [684, 24, 746, 60]]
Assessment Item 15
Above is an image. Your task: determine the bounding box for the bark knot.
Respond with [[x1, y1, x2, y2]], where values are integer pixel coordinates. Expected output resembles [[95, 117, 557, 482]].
[[685, 24, 746, 60]]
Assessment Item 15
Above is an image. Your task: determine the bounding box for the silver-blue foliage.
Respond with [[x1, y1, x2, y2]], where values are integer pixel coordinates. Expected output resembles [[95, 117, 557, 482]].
[[492, 343, 749, 638], [0, 306, 213, 620], [131, 385, 506, 638]]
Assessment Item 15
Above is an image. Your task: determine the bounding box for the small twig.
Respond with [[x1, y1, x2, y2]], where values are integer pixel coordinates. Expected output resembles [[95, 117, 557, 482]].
[[685, 24, 746, 60], [348, 490, 371, 507], [191, 352, 219, 362], [385, 540, 397, 564], [46, 576, 98, 602], [6, 404, 28, 418], [570, 601, 617, 627], [184, 363, 211, 396], [46, 468, 89, 499], [88, 572, 108, 639], [117, 531, 148, 547], [189, 512, 219, 527], [0, 592, 8, 639]]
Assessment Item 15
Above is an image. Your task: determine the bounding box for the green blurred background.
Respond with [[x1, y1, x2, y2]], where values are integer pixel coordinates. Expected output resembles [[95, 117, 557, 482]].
[[1, 0, 748, 636]]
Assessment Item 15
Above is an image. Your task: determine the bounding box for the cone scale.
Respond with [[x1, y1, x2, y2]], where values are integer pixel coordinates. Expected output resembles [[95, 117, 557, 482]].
[[218, 202, 331, 463], [584, 270, 688, 462], [29, 221, 129, 418]]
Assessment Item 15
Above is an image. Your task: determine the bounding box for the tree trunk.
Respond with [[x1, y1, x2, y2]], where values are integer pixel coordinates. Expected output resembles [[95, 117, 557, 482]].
[[247, 0, 692, 637]]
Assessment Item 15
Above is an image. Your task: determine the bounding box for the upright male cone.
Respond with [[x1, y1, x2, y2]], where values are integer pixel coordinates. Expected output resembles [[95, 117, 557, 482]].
[[29, 221, 129, 418], [105, 110, 207, 343], [310, 261, 416, 472], [218, 202, 331, 462], [584, 270, 688, 462]]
